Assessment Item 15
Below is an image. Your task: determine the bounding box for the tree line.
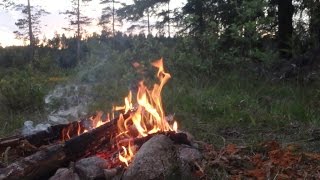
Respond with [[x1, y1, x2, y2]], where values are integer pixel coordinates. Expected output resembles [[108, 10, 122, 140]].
[[1, 0, 320, 64]]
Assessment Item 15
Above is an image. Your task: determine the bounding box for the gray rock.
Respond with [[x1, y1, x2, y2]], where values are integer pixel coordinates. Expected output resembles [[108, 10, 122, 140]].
[[177, 146, 203, 180], [75, 156, 109, 180], [178, 146, 202, 163], [122, 135, 179, 180], [49, 168, 80, 180], [104, 168, 119, 180]]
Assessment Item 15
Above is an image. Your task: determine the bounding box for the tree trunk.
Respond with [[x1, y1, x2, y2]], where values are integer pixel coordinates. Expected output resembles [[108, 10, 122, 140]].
[[195, 1, 205, 35], [147, 8, 150, 35], [277, 0, 294, 59], [27, 0, 34, 61], [167, 1, 170, 37], [77, 0, 81, 63], [112, 0, 115, 36], [309, 0, 320, 48]]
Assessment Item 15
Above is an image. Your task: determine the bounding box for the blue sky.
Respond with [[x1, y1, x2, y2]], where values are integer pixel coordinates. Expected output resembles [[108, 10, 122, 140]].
[[0, 0, 186, 47]]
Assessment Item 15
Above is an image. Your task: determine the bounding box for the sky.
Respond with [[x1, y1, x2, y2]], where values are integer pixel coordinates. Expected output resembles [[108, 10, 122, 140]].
[[0, 0, 186, 47]]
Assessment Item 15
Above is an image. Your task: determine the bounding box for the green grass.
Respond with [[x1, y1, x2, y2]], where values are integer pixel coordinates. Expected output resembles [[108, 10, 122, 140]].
[[162, 71, 320, 148], [0, 61, 74, 137]]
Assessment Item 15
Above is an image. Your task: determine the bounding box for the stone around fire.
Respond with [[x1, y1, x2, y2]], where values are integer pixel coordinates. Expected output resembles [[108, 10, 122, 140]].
[[122, 135, 179, 180]]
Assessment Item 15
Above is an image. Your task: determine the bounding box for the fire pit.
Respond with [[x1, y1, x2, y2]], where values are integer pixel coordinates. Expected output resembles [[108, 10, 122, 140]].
[[0, 59, 203, 180]]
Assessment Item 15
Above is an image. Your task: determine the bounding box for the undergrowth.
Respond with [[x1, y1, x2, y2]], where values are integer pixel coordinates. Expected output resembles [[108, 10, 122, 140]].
[[163, 71, 320, 147], [1, 38, 319, 153]]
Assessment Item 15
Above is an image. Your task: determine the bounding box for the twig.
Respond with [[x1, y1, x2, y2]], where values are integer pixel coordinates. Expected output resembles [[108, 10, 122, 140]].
[[4, 147, 11, 166]]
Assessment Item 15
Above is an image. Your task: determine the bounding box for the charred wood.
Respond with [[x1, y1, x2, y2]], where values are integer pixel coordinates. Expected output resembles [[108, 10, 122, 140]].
[[0, 121, 85, 154], [0, 115, 128, 180], [118, 132, 191, 147]]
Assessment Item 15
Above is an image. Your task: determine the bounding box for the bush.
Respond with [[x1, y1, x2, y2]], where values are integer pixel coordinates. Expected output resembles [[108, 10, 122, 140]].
[[0, 71, 45, 112], [0, 46, 30, 68]]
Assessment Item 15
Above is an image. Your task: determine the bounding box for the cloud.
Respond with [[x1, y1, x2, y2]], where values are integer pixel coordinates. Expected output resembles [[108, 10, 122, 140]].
[[0, 29, 24, 47]]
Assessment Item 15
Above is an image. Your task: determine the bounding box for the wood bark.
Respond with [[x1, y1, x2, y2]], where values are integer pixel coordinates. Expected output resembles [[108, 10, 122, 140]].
[[112, 0, 115, 36], [0, 121, 85, 153], [27, 0, 34, 61], [167, 1, 170, 37], [147, 8, 150, 35], [77, 0, 81, 63], [309, 0, 320, 48], [0, 144, 66, 180]]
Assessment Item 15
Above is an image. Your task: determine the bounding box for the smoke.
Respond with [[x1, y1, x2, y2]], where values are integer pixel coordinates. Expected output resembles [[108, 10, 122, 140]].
[[22, 121, 51, 136]]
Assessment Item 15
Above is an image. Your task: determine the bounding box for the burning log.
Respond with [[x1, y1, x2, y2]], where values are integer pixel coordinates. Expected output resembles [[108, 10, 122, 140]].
[[0, 127, 188, 179], [0, 121, 85, 154], [0, 121, 86, 166], [63, 113, 126, 160], [0, 110, 113, 154], [0, 114, 127, 180], [117, 132, 191, 147]]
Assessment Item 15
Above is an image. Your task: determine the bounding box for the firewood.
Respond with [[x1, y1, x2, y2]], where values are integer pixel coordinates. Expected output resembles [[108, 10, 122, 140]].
[[0, 121, 85, 154], [0, 144, 66, 180], [0, 114, 129, 180], [0, 114, 188, 180], [64, 115, 121, 159], [117, 132, 191, 147]]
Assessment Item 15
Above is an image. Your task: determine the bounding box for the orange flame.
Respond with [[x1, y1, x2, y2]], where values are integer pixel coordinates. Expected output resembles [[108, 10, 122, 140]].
[[114, 91, 133, 113], [116, 58, 178, 166], [118, 142, 135, 166], [61, 58, 178, 167]]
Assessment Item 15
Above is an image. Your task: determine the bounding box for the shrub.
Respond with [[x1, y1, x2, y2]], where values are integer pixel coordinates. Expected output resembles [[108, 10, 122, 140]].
[[0, 71, 45, 112]]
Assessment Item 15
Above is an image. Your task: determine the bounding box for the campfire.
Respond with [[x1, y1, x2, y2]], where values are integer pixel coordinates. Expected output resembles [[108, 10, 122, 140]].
[[0, 58, 202, 180]]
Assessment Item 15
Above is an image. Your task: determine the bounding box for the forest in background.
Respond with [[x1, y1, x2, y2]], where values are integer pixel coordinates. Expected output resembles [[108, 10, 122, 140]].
[[0, 0, 319, 157]]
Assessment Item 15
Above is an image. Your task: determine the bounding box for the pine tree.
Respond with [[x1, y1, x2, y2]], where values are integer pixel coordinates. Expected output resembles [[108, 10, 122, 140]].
[[100, 0, 124, 36], [13, 0, 49, 61], [0, 0, 14, 9], [117, 0, 170, 35], [62, 0, 92, 63]]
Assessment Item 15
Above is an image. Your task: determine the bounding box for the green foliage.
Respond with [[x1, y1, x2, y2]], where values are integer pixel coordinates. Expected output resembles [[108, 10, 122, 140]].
[[0, 70, 45, 112], [0, 46, 30, 67], [163, 71, 320, 145], [13, 1, 49, 43]]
